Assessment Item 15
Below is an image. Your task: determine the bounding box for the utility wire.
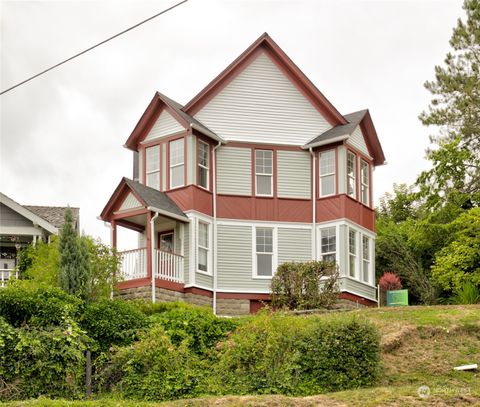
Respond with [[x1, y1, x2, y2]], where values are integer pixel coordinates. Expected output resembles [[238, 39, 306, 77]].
[[0, 0, 189, 95]]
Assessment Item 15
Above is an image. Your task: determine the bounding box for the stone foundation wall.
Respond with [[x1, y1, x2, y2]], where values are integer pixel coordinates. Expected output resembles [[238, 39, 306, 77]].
[[155, 287, 185, 303], [216, 298, 250, 316], [185, 292, 212, 308], [117, 286, 152, 301]]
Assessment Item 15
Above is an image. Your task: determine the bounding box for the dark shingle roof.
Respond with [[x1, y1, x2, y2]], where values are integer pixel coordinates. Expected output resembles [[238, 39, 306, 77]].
[[123, 178, 188, 220], [156, 92, 221, 141], [24, 206, 80, 230], [303, 109, 368, 148]]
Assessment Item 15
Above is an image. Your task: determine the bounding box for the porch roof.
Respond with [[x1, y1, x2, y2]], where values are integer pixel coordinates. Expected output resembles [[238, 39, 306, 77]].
[[99, 177, 189, 223]]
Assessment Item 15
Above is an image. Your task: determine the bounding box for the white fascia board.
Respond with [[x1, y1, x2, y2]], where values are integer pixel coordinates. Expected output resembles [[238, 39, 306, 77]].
[[0, 193, 58, 234], [147, 206, 190, 223]]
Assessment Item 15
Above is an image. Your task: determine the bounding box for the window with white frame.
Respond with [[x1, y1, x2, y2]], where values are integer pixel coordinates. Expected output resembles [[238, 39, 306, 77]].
[[319, 150, 336, 197], [255, 150, 273, 196], [348, 229, 357, 278], [361, 160, 369, 205], [198, 141, 209, 189], [256, 227, 273, 276], [362, 235, 370, 282], [347, 151, 356, 199], [145, 145, 160, 189], [198, 221, 209, 273], [320, 227, 336, 263], [169, 139, 184, 188]]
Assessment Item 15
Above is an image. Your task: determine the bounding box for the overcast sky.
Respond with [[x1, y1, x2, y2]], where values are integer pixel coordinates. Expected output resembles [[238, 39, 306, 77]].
[[1, 0, 462, 248]]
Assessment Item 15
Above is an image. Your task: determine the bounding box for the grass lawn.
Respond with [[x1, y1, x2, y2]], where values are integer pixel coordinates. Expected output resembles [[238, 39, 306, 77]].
[[5, 305, 480, 406]]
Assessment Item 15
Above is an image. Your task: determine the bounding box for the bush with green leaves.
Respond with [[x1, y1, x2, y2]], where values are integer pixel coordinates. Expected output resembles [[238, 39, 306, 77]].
[[97, 326, 204, 401], [209, 312, 380, 396], [271, 261, 339, 310], [145, 302, 238, 355], [0, 281, 81, 328], [80, 299, 149, 352]]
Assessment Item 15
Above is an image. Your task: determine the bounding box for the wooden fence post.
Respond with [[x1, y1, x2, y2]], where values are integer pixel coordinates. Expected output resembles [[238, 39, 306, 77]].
[[86, 349, 92, 397]]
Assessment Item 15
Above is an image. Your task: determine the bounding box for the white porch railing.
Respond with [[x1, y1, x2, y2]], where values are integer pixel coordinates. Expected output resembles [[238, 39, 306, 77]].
[[154, 249, 184, 283], [0, 269, 18, 288], [119, 248, 147, 280]]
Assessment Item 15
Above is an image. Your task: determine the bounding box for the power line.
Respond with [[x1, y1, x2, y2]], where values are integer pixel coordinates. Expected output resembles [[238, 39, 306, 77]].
[[0, 0, 189, 95]]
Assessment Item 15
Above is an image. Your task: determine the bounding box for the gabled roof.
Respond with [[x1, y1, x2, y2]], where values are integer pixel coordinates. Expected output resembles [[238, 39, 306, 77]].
[[0, 192, 75, 234], [183, 32, 348, 126], [303, 109, 386, 166], [100, 177, 189, 223], [24, 206, 80, 230], [124, 92, 223, 151]]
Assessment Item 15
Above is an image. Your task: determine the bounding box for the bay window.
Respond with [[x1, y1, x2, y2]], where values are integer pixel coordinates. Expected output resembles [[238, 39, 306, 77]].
[[320, 227, 336, 263], [348, 229, 357, 278], [319, 150, 336, 197], [255, 150, 273, 196], [169, 138, 184, 189], [198, 221, 209, 273], [362, 235, 370, 283], [361, 160, 369, 205], [347, 151, 356, 199], [256, 227, 273, 276], [145, 145, 160, 190], [198, 141, 209, 189]]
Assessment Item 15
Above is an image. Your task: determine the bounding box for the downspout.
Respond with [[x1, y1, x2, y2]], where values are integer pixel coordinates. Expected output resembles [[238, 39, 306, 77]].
[[150, 211, 160, 303], [309, 148, 316, 260], [212, 141, 221, 315]]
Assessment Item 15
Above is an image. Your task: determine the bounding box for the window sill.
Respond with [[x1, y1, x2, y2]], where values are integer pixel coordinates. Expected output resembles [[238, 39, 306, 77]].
[[252, 275, 273, 280], [196, 269, 213, 277]]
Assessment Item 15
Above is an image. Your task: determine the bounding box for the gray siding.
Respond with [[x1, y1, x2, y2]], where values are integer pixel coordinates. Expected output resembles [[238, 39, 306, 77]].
[[194, 52, 332, 145], [347, 126, 370, 158], [196, 272, 213, 289], [340, 277, 377, 301], [278, 227, 312, 264], [217, 147, 252, 196], [144, 110, 183, 142], [217, 224, 269, 292], [277, 150, 311, 198], [0, 203, 32, 227]]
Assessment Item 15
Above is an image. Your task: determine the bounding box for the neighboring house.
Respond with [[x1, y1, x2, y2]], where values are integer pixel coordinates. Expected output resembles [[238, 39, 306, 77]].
[[0, 192, 79, 286], [100, 33, 385, 315]]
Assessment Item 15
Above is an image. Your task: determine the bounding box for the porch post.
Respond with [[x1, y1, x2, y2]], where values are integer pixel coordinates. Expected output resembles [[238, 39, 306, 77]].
[[146, 212, 152, 280], [111, 220, 117, 249]]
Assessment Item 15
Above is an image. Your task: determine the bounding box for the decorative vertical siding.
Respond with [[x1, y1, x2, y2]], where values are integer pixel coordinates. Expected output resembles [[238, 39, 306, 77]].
[[278, 227, 312, 264], [277, 150, 311, 198], [144, 110, 184, 142], [347, 126, 370, 158], [187, 135, 196, 186], [217, 224, 269, 292], [161, 143, 167, 191], [217, 147, 252, 196], [337, 146, 346, 194], [195, 52, 332, 145], [118, 192, 142, 211]]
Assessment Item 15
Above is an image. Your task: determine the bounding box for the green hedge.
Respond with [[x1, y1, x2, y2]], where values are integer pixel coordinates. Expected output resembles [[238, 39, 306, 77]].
[[209, 312, 380, 395], [0, 281, 81, 328]]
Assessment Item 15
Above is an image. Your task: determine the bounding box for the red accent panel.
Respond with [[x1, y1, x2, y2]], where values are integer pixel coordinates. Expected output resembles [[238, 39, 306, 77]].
[[118, 278, 151, 290], [166, 185, 213, 216], [155, 278, 184, 292], [278, 199, 311, 222], [339, 292, 376, 307], [185, 287, 213, 298], [217, 195, 253, 219], [316, 196, 342, 222], [250, 300, 270, 313], [344, 196, 375, 231]]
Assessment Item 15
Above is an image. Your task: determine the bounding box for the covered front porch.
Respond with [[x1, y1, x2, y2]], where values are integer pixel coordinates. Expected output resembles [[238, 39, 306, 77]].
[[100, 178, 189, 299]]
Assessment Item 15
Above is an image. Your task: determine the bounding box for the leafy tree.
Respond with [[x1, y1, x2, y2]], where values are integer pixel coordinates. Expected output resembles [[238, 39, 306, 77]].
[[377, 183, 419, 223], [431, 207, 480, 292], [417, 0, 480, 208], [58, 208, 91, 300], [18, 237, 59, 286]]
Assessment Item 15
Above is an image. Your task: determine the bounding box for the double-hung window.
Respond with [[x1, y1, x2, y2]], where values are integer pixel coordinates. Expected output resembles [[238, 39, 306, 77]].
[[256, 227, 273, 277], [145, 145, 160, 190], [169, 139, 184, 189], [362, 235, 370, 283], [319, 150, 336, 197], [198, 141, 209, 189], [361, 160, 369, 205], [320, 227, 336, 263], [255, 150, 273, 196], [347, 151, 356, 199], [198, 221, 209, 273], [348, 229, 357, 278]]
